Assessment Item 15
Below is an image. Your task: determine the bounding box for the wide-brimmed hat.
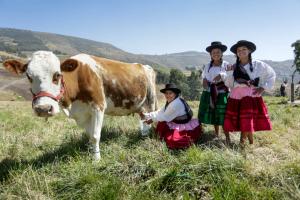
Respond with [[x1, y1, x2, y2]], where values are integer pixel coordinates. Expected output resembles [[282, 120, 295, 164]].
[[160, 83, 181, 94], [230, 40, 256, 54], [206, 41, 227, 53]]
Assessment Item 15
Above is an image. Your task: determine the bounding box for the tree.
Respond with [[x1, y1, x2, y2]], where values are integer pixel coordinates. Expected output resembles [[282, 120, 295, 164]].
[[292, 40, 300, 72], [290, 40, 300, 102], [156, 70, 169, 84], [169, 69, 190, 99], [187, 71, 202, 100]]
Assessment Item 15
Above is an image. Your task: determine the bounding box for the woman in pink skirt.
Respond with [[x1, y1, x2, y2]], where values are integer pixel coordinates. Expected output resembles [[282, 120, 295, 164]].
[[140, 83, 202, 149], [224, 40, 276, 147]]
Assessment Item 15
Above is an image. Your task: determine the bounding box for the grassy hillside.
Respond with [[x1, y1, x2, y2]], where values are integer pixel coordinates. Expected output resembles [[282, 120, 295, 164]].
[[0, 28, 296, 81], [0, 97, 299, 199], [0, 28, 167, 72]]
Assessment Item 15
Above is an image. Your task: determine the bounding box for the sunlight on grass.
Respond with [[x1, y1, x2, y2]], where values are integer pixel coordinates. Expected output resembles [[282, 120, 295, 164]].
[[0, 97, 299, 199]]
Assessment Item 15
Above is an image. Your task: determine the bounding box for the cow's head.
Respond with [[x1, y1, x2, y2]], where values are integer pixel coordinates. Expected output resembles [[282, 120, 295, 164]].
[[3, 51, 67, 117]]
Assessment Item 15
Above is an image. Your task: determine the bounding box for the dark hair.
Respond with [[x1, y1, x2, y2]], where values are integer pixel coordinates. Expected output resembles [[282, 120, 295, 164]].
[[235, 53, 253, 72], [208, 57, 223, 72]]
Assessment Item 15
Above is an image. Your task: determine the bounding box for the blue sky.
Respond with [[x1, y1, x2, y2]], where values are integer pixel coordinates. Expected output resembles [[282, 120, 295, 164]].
[[0, 0, 299, 61]]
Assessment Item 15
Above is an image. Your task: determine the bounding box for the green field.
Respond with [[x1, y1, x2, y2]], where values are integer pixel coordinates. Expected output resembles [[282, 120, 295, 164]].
[[0, 97, 299, 200]]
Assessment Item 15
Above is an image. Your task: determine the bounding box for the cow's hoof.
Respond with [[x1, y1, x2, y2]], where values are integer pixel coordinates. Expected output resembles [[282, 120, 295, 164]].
[[93, 152, 101, 161]]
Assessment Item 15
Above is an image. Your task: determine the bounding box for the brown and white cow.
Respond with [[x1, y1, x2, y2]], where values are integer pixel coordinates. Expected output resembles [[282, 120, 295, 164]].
[[4, 51, 157, 160]]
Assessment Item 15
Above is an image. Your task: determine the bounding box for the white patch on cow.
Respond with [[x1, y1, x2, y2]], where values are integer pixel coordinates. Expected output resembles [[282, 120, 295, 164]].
[[112, 79, 117, 86], [105, 97, 135, 115], [142, 65, 155, 85], [122, 99, 130, 106], [71, 54, 102, 78], [142, 64, 157, 111], [67, 100, 104, 160], [27, 51, 61, 114], [68, 100, 92, 129]]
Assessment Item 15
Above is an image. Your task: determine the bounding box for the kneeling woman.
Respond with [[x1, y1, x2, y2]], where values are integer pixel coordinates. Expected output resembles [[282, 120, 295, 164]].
[[140, 83, 202, 149]]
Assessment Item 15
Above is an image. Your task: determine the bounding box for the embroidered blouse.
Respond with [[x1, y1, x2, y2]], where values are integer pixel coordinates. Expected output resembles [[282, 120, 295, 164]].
[[224, 60, 276, 91], [202, 60, 230, 83]]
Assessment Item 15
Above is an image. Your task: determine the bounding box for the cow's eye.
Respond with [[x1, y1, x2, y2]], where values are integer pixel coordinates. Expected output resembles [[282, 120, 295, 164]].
[[52, 72, 62, 85], [26, 73, 33, 83]]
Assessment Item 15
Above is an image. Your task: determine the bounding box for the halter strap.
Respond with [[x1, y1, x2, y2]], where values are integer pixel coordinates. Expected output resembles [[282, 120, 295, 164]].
[[31, 77, 65, 106]]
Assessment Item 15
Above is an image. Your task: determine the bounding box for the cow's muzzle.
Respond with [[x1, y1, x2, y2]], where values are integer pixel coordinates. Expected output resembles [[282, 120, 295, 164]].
[[33, 104, 54, 117]]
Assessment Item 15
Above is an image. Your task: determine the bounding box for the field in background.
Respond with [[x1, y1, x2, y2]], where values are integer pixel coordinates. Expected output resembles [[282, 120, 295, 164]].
[[0, 97, 299, 199]]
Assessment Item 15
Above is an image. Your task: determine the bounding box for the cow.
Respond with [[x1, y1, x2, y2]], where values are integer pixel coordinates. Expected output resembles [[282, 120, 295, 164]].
[[3, 51, 157, 160]]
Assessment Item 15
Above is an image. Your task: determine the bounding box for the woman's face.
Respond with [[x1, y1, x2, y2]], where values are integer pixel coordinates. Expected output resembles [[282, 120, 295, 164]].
[[237, 46, 250, 60], [164, 90, 177, 103], [210, 48, 223, 61]]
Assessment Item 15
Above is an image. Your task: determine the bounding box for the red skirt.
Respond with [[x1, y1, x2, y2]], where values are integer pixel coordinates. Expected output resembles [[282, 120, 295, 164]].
[[156, 120, 202, 149], [224, 96, 272, 132]]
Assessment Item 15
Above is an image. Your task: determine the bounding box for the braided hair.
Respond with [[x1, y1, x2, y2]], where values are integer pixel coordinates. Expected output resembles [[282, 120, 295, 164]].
[[208, 57, 223, 72], [249, 53, 253, 72], [235, 53, 253, 72]]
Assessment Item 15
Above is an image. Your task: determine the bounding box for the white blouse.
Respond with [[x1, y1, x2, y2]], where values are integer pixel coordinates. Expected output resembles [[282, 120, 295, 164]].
[[202, 60, 230, 83], [145, 97, 186, 122], [224, 60, 276, 91]]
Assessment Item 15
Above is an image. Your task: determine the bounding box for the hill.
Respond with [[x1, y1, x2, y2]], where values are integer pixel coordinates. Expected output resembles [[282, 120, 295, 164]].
[[0, 28, 167, 71], [0, 28, 297, 81]]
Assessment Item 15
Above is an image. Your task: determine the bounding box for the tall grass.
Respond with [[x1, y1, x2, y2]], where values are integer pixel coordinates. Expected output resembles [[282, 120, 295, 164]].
[[0, 97, 299, 199]]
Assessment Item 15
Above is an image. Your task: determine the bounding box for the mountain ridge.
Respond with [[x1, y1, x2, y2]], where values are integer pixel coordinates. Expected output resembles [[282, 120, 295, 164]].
[[0, 28, 296, 81]]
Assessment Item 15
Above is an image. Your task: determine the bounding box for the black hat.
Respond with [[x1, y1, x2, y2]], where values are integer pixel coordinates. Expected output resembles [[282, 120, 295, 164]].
[[206, 41, 227, 53], [230, 40, 256, 54], [160, 83, 181, 94]]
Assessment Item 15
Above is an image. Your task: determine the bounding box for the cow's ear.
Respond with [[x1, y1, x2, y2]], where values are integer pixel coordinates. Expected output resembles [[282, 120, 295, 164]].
[[3, 59, 28, 75], [61, 59, 79, 72]]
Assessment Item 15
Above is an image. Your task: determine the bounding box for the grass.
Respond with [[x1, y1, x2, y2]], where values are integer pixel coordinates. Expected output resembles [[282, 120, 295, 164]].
[[0, 97, 299, 199]]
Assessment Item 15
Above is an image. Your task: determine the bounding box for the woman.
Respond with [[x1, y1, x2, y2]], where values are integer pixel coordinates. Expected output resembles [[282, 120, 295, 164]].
[[140, 83, 201, 149], [224, 40, 276, 147], [198, 41, 231, 144]]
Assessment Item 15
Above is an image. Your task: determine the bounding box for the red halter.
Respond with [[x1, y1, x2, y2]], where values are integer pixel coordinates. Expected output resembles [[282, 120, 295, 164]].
[[31, 77, 65, 105]]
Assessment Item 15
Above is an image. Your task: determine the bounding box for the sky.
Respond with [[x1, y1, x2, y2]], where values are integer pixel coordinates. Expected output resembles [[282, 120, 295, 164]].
[[0, 0, 299, 61]]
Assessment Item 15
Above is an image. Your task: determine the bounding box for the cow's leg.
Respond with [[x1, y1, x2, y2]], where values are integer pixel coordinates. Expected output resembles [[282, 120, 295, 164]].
[[88, 107, 104, 160]]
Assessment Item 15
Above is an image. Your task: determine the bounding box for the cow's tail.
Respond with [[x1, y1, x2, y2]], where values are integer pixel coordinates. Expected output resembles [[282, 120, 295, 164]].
[[143, 65, 158, 112]]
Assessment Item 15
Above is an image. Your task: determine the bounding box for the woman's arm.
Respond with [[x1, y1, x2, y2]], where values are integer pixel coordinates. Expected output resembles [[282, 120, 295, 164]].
[[257, 61, 276, 91]]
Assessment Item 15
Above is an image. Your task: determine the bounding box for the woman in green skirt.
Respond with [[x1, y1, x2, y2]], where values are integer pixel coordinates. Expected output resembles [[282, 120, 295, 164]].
[[198, 41, 231, 144]]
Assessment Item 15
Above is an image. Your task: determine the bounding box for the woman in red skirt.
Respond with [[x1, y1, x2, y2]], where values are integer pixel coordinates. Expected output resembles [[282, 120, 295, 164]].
[[140, 83, 202, 149], [224, 40, 276, 147]]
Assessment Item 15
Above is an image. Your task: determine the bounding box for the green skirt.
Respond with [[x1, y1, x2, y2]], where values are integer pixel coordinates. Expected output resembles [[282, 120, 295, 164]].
[[198, 91, 229, 125]]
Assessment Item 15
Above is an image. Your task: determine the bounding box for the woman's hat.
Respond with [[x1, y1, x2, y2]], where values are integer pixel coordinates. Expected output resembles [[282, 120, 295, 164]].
[[206, 41, 227, 53], [160, 83, 181, 94], [230, 40, 256, 54]]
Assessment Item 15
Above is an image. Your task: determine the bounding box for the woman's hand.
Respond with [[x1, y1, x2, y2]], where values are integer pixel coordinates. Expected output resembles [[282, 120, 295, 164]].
[[144, 119, 153, 124], [139, 112, 145, 120], [226, 64, 234, 71], [203, 78, 209, 90], [253, 87, 265, 95], [213, 74, 221, 82]]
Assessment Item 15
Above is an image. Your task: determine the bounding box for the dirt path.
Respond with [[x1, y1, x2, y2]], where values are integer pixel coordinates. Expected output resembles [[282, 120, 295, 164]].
[[0, 78, 27, 90]]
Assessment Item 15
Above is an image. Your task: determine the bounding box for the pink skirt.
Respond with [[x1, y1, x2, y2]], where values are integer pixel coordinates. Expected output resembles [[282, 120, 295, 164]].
[[224, 86, 272, 132], [156, 119, 202, 149]]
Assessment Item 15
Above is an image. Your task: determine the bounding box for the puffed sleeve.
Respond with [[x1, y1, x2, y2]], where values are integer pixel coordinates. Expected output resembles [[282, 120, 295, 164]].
[[147, 106, 177, 122], [257, 61, 276, 91], [146, 99, 184, 122], [224, 70, 234, 89]]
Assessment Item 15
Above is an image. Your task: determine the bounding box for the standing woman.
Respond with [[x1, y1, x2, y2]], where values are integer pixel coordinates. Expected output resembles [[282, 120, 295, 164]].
[[224, 40, 276, 147], [198, 41, 231, 144]]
